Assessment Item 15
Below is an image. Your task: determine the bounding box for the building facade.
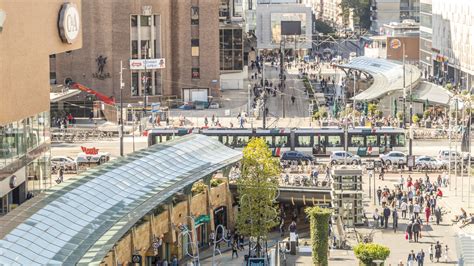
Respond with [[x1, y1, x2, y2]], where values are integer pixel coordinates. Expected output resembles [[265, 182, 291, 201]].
[[370, 0, 420, 34], [0, 0, 82, 215], [54, 0, 220, 105], [419, 0, 432, 78], [431, 0, 474, 88]]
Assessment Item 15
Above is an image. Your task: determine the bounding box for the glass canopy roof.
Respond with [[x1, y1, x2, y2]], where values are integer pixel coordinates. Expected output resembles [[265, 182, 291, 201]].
[[0, 134, 242, 265]]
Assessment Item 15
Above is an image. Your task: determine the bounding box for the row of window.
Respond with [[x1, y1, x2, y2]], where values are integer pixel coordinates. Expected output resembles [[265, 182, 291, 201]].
[[296, 135, 405, 148]]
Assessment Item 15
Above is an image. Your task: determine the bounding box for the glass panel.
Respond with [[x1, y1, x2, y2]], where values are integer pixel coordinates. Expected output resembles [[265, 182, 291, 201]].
[[191, 7, 199, 25], [366, 135, 377, 146], [131, 72, 139, 96], [275, 136, 287, 147], [131, 40, 138, 59], [327, 136, 341, 147], [141, 40, 151, 59], [297, 136, 311, 147], [131, 15, 138, 27], [395, 134, 406, 146], [380, 135, 391, 147], [235, 136, 249, 147], [350, 135, 364, 147], [140, 16, 151, 27]]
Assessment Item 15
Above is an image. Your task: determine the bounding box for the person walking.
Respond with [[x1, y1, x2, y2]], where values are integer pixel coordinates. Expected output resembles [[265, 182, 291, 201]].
[[401, 201, 408, 219], [416, 249, 425, 266], [373, 209, 380, 228], [377, 187, 382, 205], [434, 241, 442, 262], [425, 204, 431, 225], [444, 245, 449, 262], [434, 207, 442, 225], [383, 204, 391, 229], [400, 175, 405, 190], [231, 241, 239, 259], [429, 244, 434, 262], [406, 221, 413, 242], [412, 220, 421, 243], [407, 250, 416, 266], [393, 208, 399, 232], [413, 202, 421, 218]]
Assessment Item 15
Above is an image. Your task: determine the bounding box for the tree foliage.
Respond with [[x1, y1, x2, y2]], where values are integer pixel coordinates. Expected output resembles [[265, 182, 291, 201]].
[[340, 0, 371, 29], [236, 138, 280, 240], [353, 243, 390, 265], [314, 19, 335, 34], [305, 207, 332, 266]]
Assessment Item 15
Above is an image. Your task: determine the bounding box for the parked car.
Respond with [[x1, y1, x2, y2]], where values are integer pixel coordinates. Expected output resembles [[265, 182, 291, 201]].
[[178, 102, 194, 110], [281, 151, 314, 162], [208, 102, 219, 109], [51, 156, 77, 170], [415, 156, 447, 170], [438, 150, 462, 162], [379, 151, 407, 165], [330, 151, 361, 165]]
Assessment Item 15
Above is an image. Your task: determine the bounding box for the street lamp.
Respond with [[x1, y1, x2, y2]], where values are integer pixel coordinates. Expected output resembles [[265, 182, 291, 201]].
[[127, 104, 135, 152]]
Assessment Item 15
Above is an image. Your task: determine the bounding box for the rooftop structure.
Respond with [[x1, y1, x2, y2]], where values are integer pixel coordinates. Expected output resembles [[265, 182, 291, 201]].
[[0, 134, 241, 265]]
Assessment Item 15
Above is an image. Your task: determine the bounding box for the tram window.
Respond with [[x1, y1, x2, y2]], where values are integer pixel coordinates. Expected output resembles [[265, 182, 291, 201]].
[[275, 136, 288, 147], [166, 135, 174, 141], [314, 136, 320, 145], [366, 135, 377, 146], [297, 136, 311, 147], [154, 136, 161, 143], [395, 134, 406, 146], [236, 136, 249, 147], [380, 135, 391, 147], [327, 136, 341, 147], [209, 136, 220, 142], [350, 135, 364, 147], [223, 135, 235, 146], [263, 136, 273, 147]]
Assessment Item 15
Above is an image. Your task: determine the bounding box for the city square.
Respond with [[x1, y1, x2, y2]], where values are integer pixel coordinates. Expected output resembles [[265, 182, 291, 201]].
[[0, 0, 473, 265]]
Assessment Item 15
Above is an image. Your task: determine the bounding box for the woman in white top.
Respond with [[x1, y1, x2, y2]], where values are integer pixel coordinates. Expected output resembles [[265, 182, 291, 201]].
[[413, 203, 421, 218], [400, 201, 408, 219]]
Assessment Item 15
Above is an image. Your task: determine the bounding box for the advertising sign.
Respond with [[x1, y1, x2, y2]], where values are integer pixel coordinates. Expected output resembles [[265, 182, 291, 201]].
[[390, 39, 401, 49], [58, 3, 80, 44], [129, 58, 166, 70]]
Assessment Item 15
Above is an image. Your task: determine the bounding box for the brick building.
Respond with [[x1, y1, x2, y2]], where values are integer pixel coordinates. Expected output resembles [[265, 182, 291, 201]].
[[53, 0, 220, 105]]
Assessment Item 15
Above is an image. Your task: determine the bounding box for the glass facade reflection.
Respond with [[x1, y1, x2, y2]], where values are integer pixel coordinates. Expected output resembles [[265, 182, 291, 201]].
[[0, 111, 51, 216], [220, 27, 243, 71], [270, 13, 307, 44]]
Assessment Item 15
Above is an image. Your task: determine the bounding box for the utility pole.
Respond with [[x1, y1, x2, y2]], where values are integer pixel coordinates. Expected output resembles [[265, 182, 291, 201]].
[[119, 60, 126, 157], [409, 69, 413, 170], [260, 49, 267, 129], [455, 97, 458, 196], [402, 43, 406, 129], [352, 71, 356, 124], [143, 46, 150, 122]]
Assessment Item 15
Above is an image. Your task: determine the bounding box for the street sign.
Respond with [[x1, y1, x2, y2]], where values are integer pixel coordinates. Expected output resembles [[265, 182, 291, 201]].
[[129, 58, 166, 70], [131, 254, 142, 264], [248, 258, 265, 266]]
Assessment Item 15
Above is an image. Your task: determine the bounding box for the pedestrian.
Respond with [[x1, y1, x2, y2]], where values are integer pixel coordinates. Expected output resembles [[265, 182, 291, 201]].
[[425, 204, 431, 225], [413, 202, 421, 218], [407, 250, 416, 266], [406, 221, 413, 242], [373, 208, 380, 228], [231, 241, 238, 259], [393, 208, 399, 232], [162, 258, 168, 266], [444, 245, 449, 262], [400, 175, 405, 190], [279, 219, 285, 236], [383, 204, 391, 229], [238, 235, 244, 250], [429, 244, 434, 262], [401, 200, 408, 219], [408, 200, 414, 218], [204, 116, 208, 127], [416, 249, 425, 266], [171, 255, 178, 266], [209, 230, 215, 247], [377, 187, 382, 205], [412, 219, 421, 243], [434, 241, 442, 262]]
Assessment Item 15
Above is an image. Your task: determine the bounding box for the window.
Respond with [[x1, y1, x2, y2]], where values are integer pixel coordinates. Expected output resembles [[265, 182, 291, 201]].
[[297, 136, 311, 147], [142, 72, 152, 95], [140, 15, 151, 26], [131, 15, 138, 27], [275, 136, 287, 147], [192, 68, 200, 79], [131, 40, 138, 59], [131, 72, 139, 96], [350, 135, 364, 147], [141, 40, 151, 58], [395, 134, 406, 146], [191, 39, 200, 57], [366, 135, 377, 146], [327, 136, 342, 147], [191, 7, 199, 25], [380, 135, 391, 147], [236, 136, 249, 147]]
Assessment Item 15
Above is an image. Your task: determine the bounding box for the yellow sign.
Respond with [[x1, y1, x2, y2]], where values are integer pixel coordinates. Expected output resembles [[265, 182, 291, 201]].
[[390, 39, 402, 49]]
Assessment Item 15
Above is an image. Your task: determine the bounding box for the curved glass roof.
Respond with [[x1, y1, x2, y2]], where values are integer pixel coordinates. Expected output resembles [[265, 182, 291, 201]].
[[0, 134, 241, 265], [338, 56, 421, 101]]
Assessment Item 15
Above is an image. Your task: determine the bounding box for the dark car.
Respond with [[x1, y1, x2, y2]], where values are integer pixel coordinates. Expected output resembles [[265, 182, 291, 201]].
[[281, 151, 314, 162]]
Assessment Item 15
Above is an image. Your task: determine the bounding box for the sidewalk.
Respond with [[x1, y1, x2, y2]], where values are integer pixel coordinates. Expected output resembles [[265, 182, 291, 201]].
[[362, 172, 463, 265]]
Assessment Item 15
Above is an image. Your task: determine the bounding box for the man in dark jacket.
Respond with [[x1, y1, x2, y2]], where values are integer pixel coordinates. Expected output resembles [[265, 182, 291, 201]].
[[392, 208, 399, 232], [412, 220, 421, 242], [416, 249, 425, 266], [383, 205, 391, 229], [406, 221, 413, 241]]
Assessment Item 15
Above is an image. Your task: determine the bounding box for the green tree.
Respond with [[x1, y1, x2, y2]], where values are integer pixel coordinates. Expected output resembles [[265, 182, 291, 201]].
[[314, 19, 335, 34], [236, 138, 280, 256], [340, 0, 371, 30], [305, 207, 332, 266], [367, 103, 377, 117], [353, 243, 390, 265]]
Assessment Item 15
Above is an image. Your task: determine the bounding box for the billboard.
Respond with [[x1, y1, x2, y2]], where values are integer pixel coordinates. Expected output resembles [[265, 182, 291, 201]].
[[281, 21, 301, 35], [129, 58, 166, 70]]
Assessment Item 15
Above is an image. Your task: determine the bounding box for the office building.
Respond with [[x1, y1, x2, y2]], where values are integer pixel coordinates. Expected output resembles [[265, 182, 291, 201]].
[[370, 0, 420, 34], [431, 0, 474, 88], [419, 0, 432, 78], [54, 0, 220, 105], [0, 0, 82, 215]]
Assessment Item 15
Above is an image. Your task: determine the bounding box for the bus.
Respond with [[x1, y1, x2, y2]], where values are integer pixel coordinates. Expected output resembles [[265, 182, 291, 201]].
[[147, 127, 407, 156]]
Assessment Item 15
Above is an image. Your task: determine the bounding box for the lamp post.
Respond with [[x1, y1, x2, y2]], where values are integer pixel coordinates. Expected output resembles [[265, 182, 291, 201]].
[[128, 104, 135, 152], [211, 224, 231, 266], [402, 43, 406, 129], [409, 68, 413, 170], [119, 60, 126, 157]]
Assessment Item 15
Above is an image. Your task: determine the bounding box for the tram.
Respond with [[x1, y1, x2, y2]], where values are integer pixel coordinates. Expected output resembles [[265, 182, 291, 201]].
[[147, 127, 406, 156]]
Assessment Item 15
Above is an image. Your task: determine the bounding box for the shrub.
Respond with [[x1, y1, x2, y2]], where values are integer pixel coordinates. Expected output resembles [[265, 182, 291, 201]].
[[368, 103, 377, 116], [423, 110, 431, 118], [396, 111, 404, 121], [353, 243, 390, 266], [412, 114, 421, 124], [210, 178, 224, 187], [191, 181, 207, 195], [376, 110, 383, 119], [305, 207, 332, 266]]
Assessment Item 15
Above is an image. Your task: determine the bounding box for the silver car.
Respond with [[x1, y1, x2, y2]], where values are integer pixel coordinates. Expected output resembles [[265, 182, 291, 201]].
[[330, 151, 361, 165], [379, 151, 407, 165]]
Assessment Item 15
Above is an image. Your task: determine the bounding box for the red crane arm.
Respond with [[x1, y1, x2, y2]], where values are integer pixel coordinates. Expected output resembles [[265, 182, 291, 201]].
[[70, 82, 115, 105]]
